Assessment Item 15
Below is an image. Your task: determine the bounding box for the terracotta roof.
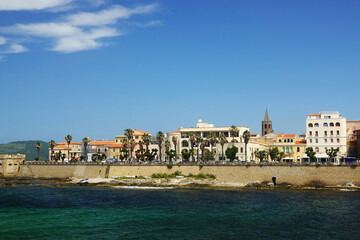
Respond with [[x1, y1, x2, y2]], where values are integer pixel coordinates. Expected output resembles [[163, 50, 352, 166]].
[[308, 113, 321, 116], [277, 133, 296, 138], [133, 129, 150, 135], [89, 140, 115, 146], [170, 130, 179, 133], [54, 145, 70, 150], [109, 144, 124, 148], [295, 140, 306, 144], [250, 133, 258, 136]]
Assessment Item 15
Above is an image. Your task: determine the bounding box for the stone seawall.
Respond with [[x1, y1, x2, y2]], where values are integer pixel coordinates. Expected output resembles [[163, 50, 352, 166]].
[[15, 164, 360, 186]]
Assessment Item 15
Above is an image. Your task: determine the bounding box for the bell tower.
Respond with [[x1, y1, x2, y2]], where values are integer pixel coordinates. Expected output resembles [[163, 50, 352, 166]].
[[262, 109, 272, 136]]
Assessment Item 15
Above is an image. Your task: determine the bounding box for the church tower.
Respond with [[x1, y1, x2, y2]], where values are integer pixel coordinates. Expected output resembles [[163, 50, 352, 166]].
[[262, 109, 272, 136]]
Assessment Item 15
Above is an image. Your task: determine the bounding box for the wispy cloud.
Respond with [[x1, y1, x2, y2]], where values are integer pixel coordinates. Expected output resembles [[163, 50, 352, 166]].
[[0, 0, 73, 11], [0, 36, 6, 45], [3, 43, 27, 53], [0, 3, 161, 54], [133, 20, 163, 28]]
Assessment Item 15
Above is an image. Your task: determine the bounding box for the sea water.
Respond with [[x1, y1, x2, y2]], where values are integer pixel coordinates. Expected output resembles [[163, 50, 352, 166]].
[[0, 185, 359, 239]]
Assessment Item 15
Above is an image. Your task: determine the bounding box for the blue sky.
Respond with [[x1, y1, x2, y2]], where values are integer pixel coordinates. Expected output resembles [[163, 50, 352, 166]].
[[0, 0, 359, 143]]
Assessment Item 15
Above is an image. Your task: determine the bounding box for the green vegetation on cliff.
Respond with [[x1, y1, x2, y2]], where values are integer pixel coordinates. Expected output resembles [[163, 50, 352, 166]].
[[0, 141, 49, 161]]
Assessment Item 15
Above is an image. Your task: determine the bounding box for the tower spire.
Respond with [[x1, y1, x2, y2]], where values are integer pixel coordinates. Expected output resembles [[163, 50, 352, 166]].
[[264, 109, 270, 121]]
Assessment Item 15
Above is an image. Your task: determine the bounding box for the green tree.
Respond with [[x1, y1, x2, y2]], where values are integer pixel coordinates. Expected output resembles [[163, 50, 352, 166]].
[[128, 139, 137, 159], [305, 147, 317, 163], [82, 137, 90, 161], [269, 147, 280, 161], [326, 147, 339, 163], [189, 132, 196, 162], [48, 140, 56, 161], [164, 140, 171, 161], [142, 133, 151, 151], [225, 146, 238, 162], [35, 142, 42, 161], [204, 151, 215, 161], [172, 136, 178, 156], [124, 129, 134, 158], [195, 132, 201, 161], [243, 130, 250, 162], [145, 149, 158, 162], [200, 138, 207, 162], [181, 149, 191, 162], [166, 149, 176, 162], [219, 132, 227, 161], [255, 150, 267, 162], [65, 134, 72, 161], [207, 132, 217, 152], [156, 131, 165, 162], [229, 125, 239, 140]]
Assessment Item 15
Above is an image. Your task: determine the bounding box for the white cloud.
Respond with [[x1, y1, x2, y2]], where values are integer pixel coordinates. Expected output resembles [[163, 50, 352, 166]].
[[11, 22, 81, 37], [52, 27, 120, 53], [66, 4, 158, 26], [0, 36, 6, 45], [0, 3, 161, 53], [4, 43, 27, 53], [134, 20, 163, 28], [0, 0, 73, 11]]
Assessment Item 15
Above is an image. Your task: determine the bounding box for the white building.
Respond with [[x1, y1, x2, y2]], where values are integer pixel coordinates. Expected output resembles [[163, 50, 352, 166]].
[[306, 111, 347, 163], [167, 119, 251, 161]]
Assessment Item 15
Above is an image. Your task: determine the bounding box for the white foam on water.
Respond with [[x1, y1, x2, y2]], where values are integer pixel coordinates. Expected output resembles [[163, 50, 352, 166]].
[[112, 186, 175, 190], [339, 189, 356, 192]]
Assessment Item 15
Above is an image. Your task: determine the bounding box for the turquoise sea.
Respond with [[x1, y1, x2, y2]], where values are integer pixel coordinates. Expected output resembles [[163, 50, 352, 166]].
[[0, 185, 359, 240]]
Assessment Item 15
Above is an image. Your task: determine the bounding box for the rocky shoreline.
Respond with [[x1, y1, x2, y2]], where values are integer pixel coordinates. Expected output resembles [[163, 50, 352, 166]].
[[0, 177, 359, 191]]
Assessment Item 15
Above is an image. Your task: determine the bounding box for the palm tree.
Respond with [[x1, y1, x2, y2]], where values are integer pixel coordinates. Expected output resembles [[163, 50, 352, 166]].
[[189, 132, 196, 162], [229, 125, 239, 140], [195, 132, 201, 161], [121, 138, 129, 160], [200, 138, 207, 162], [142, 133, 151, 151], [129, 139, 137, 159], [138, 140, 144, 153], [48, 140, 56, 161], [65, 134, 72, 161], [82, 137, 90, 162], [36, 142, 42, 161], [164, 140, 171, 162], [124, 129, 134, 158], [156, 131, 165, 162], [172, 136, 178, 154], [219, 133, 227, 161], [207, 132, 217, 152], [243, 130, 250, 162]]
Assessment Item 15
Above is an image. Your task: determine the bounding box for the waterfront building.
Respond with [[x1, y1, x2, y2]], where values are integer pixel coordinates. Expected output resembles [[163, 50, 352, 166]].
[[50, 142, 82, 161], [108, 143, 125, 161], [262, 109, 273, 136], [88, 140, 115, 160], [272, 134, 306, 163], [167, 119, 250, 161], [305, 111, 347, 163]]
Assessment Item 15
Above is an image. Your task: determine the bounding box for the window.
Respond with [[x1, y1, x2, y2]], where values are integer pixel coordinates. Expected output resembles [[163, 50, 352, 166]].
[[290, 147, 293, 152], [135, 136, 139, 139], [330, 131, 333, 135], [336, 122, 340, 127], [315, 147, 319, 152], [265, 124, 267, 129], [240, 147, 243, 153], [323, 123, 328, 127], [337, 130, 340, 135], [325, 116, 331, 119], [310, 139, 312, 143], [331, 139, 334, 143], [113, 148, 115, 152], [316, 139, 318, 143], [297, 147, 300, 152], [182, 140, 189, 147], [286, 147, 289, 153], [325, 139, 327, 143], [309, 131, 312, 136], [291, 139, 293, 142], [330, 122, 334, 127], [337, 139, 340, 143], [314, 123, 319, 127], [308, 123, 313, 127], [279, 139, 282, 142], [315, 131, 318, 136], [324, 131, 327, 136]]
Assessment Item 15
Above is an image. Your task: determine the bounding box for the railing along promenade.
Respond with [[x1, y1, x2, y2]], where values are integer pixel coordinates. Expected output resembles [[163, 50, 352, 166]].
[[22, 161, 357, 167]]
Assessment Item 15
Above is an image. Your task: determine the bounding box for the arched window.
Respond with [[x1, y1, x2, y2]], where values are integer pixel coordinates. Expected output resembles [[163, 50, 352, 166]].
[[264, 124, 267, 129], [182, 140, 189, 147], [336, 122, 340, 127], [308, 123, 313, 128], [240, 147, 243, 153], [330, 122, 334, 127], [323, 123, 328, 127], [315, 147, 319, 152], [314, 123, 319, 127]]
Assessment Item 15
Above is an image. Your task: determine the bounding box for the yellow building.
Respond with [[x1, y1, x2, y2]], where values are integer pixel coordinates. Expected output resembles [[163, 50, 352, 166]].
[[271, 134, 306, 163], [108, 143, 125, 161]]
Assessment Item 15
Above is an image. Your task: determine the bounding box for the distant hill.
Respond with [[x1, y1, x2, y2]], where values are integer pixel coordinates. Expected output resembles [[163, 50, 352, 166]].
[[0, 141, 49, 161]]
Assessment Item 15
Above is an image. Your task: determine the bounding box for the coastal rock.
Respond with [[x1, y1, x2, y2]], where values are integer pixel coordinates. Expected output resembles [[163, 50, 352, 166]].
[[346, 182, 356, 187]]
